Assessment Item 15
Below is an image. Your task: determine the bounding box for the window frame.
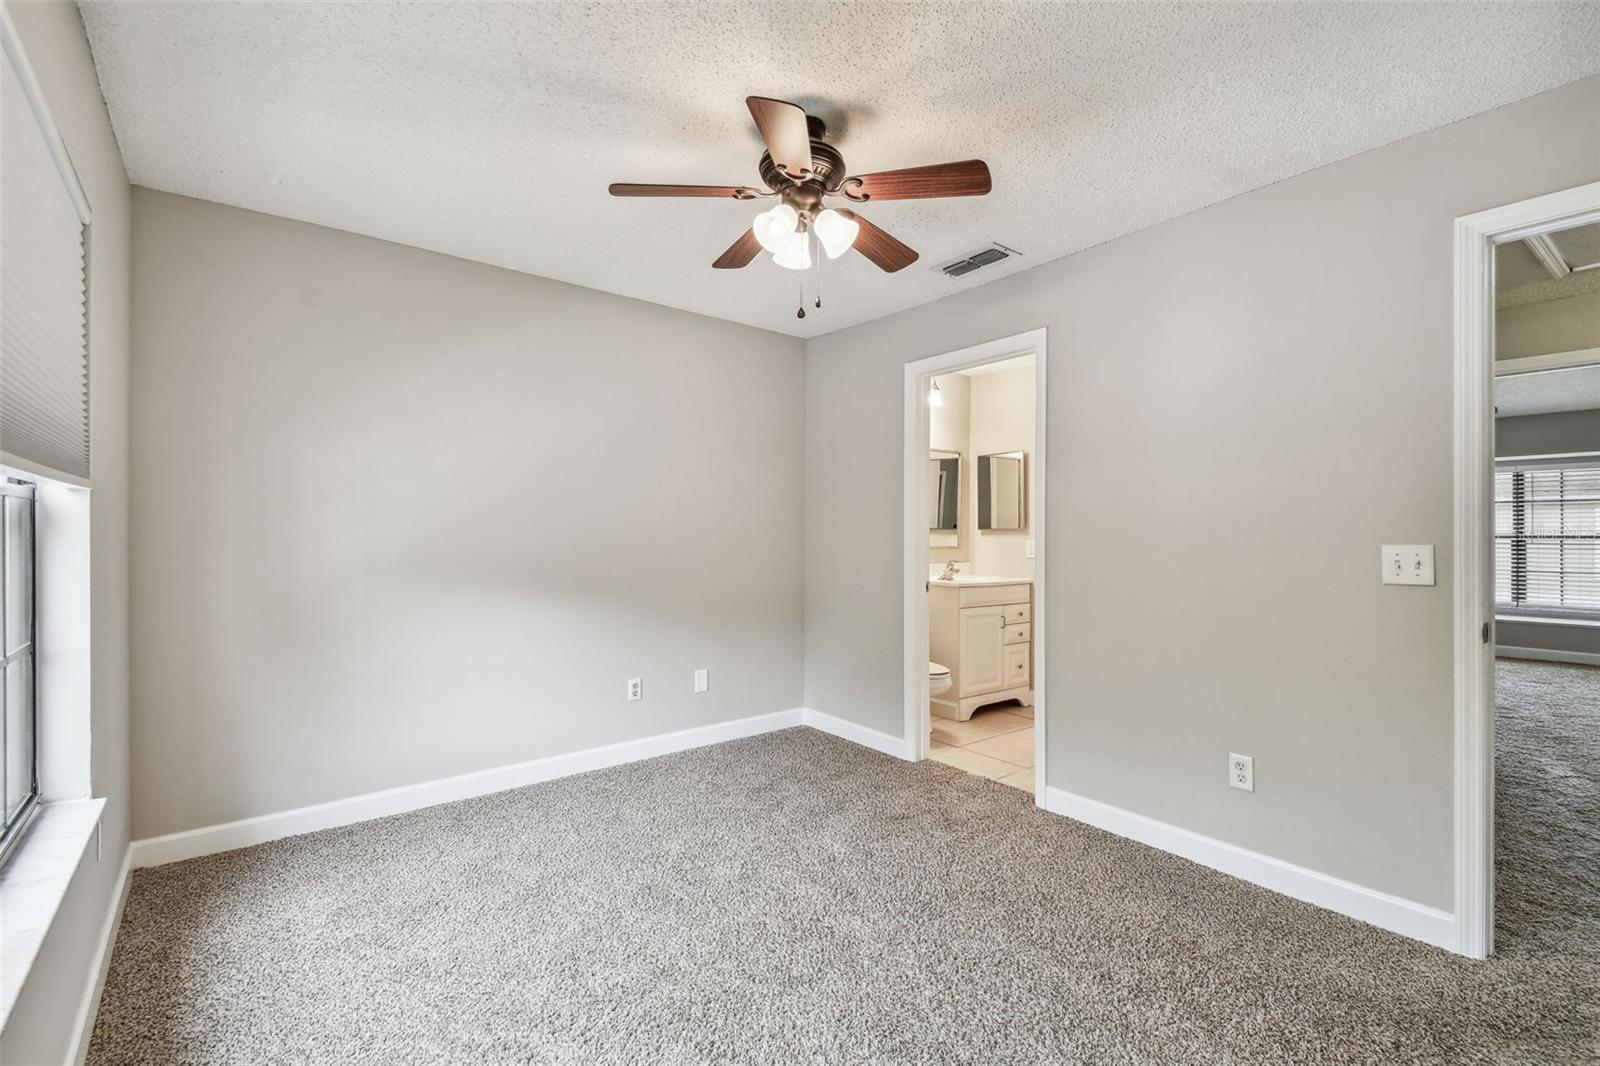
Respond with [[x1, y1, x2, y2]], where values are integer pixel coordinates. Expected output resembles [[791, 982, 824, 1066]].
[[1493, 453, 1600, 621], [0, 477, 39, 868]]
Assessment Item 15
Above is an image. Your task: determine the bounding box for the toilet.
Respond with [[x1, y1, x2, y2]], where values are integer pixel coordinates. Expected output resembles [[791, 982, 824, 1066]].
[[929, 660, 953, 695]]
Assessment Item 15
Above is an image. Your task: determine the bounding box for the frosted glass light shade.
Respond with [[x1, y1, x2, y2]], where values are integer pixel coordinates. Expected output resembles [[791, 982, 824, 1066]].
[[772, 231, 812, 271], [753, 203, 799, 253], [813, 208, 859, 259]]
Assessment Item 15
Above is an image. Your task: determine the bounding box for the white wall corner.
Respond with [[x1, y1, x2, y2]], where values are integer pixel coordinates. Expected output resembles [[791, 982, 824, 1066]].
[[1042, 787, 1460, 954]]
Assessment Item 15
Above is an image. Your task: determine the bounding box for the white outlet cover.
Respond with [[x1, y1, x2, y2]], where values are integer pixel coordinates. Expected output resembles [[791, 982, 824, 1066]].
[[627, 678, 642, 702], [1229, 753, 1254, 793], [693, 668, 708, 694], [1381, 544, 1435, 586]]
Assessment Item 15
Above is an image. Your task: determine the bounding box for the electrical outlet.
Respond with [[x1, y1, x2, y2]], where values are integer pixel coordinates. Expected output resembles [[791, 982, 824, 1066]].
[[627, 678, 642, 702], [1229, 753, 1254, 792], [693, 668, 709, 694], [1025, 539, 1035, 559]]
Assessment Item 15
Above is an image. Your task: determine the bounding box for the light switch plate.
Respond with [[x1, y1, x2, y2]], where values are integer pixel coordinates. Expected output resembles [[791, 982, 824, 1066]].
[[693, 668, 709, 694], [1382, 544, 1435, 586]]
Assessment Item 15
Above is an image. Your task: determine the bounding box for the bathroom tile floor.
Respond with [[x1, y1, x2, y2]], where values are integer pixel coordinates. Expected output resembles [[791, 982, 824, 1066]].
[[929, 702, 1034, 791]]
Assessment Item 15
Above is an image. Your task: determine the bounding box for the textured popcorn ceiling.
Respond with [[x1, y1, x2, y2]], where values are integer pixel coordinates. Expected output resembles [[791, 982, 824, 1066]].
[[79, 1, 1600, 339], [1497, 223, 1600, 309]]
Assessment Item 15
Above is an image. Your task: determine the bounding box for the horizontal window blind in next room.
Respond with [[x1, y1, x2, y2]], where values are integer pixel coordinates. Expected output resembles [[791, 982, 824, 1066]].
[[1494, 459, 1600, 616], [0, 35, 90, 480]]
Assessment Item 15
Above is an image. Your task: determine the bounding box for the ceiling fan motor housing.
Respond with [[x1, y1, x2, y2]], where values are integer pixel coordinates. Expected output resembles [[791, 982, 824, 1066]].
[[759, 134, 847, 193], [760, 135, 846, 231]]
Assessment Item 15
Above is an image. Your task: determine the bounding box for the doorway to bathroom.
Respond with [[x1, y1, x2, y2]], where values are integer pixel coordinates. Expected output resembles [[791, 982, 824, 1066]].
[[902, 328, 1047, 804]]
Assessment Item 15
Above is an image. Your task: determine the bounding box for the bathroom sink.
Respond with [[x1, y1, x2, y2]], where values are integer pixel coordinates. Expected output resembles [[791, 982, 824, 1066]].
[[929, 574, 1029, 587]]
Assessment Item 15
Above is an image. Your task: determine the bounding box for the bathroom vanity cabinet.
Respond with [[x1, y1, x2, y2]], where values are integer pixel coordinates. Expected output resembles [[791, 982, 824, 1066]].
[[928, 580, 1032, 721]]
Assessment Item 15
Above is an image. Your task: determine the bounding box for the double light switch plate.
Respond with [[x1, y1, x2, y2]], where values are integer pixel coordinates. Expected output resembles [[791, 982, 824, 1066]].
[[1382, 545, 1435, 586]]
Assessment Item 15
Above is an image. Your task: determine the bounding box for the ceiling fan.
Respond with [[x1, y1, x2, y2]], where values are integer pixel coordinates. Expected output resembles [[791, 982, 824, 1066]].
[[609, 97, 991, 288]]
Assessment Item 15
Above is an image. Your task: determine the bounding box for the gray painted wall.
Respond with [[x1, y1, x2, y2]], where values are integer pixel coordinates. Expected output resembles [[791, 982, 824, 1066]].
[[1496, 618, 1599, 660], [129, 190, 805, 839], [1495, 407, 1600, 659], [0, 3, 133, 1063], [804, 76, 1600, 910], [1496, 291, 1600, 360], [1496, 409, 1600, 457]]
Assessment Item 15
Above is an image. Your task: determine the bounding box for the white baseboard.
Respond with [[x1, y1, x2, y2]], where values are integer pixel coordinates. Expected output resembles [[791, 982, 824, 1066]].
[[1043, 787, 1459, 953], [65, 845, 131, 1066], [131, 709, 805, 869], [801, 707, 913, 760], [1496, 645, 1600, 667]]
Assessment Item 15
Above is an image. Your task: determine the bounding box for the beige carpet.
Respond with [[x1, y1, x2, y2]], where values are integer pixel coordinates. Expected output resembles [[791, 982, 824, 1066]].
[[87, 677, 1598, 1064], [1494, 658, 1599, 963]]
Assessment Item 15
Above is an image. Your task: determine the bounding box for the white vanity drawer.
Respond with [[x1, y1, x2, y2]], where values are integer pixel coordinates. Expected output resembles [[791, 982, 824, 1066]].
[[958, 583, 1031, 609], [1004, 642, 1030, 685], [1003, 603, 1030, 625], [1003, 622, 1030, 645]]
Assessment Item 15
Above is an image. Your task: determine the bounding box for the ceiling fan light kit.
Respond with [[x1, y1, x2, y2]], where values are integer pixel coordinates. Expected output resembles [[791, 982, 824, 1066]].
[[609, 96, 992, 314], [772, 229, 812, 271], [812, 208, 859, 259], [752, 202, 799, 254]]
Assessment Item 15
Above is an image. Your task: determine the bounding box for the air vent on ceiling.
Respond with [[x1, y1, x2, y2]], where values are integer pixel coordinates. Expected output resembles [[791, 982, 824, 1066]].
[[939, 243, 1021, 278]]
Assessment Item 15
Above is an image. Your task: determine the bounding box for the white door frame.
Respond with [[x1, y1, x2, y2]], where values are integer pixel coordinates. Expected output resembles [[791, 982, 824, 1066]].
[[903, 328, 1048, 802], [1452, 181, 1600, 959]]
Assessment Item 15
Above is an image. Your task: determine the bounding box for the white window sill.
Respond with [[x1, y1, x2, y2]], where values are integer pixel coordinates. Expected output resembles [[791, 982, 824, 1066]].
[[1496, 614, 1600, 630], [0, 797, 105, 1027]]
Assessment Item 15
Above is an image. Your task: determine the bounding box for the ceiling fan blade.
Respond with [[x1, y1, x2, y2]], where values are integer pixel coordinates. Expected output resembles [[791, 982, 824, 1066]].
[[836, 210, 918, 272], [712, 228, 763, 269], [745, 96, 813, 178], [610, 183, 763, 199], [846, 160, 991, 201]]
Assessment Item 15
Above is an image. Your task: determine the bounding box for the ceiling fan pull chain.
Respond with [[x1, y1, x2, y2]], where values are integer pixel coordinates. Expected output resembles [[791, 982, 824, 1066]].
[[796, 277, 806, 319], [814, 235, 822, 309]]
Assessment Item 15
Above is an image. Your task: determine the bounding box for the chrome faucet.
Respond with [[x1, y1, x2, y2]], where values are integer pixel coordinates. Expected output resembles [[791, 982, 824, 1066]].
[[939, 561, 960, 581]]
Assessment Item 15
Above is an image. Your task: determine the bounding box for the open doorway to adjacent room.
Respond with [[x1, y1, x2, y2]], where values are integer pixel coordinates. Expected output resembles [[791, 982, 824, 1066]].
[[1490, 219, 1600, 959], [902, 329, 1046, 801], [1456, 183, 1600, 960]]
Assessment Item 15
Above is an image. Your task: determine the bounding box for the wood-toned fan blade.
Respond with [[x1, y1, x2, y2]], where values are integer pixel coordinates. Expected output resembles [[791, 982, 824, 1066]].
[[610, 183, 762, 199], [745, 96, 813, 177], [712, 228, 762, 269], [848, 160, 991, 201], [837, 210, 918, 272]]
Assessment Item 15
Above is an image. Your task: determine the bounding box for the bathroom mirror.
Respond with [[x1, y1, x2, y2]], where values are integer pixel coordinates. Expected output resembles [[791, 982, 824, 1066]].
[[978, 452, 1026, 530], [928, 450, 960, 530]]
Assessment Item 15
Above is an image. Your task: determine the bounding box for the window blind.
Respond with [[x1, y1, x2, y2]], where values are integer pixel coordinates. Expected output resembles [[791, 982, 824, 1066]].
[[0, 37, 90, 480], [1494, 459, 1600, 615]]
